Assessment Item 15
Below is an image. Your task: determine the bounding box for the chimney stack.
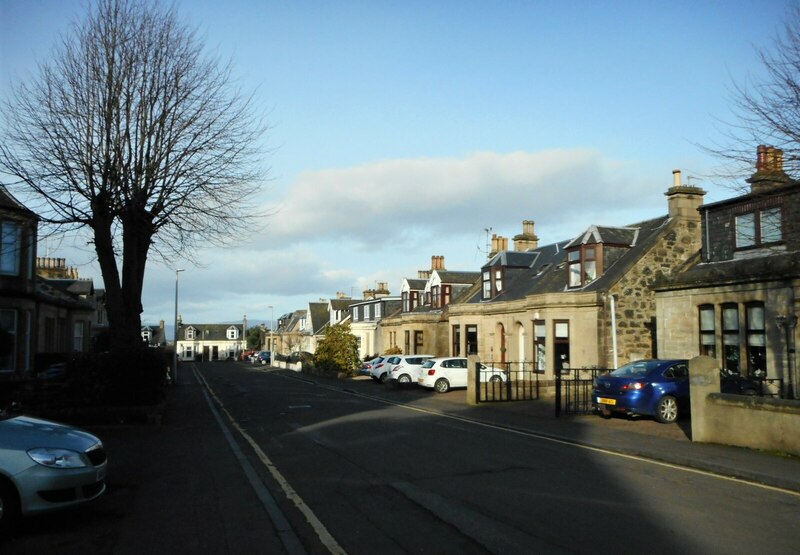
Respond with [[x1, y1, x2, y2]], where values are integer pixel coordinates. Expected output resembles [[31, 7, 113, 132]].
[[665, 169, 705, 221], [513, 220, 539, 251], [749, 144, 791, 193], [431, 255, 446, 271]]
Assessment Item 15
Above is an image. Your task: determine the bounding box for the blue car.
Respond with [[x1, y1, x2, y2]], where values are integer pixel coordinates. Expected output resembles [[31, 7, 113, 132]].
[[593, 359, 761, 423], [593, 359, 690, 423]]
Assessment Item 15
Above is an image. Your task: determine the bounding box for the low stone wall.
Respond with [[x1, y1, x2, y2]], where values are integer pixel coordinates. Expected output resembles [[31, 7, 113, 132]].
[[690, 356, 800, 456]]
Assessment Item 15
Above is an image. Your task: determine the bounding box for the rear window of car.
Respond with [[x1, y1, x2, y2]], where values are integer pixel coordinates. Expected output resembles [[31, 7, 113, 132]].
[[422, 360, 436, 369], [610, 360, 664, 378]]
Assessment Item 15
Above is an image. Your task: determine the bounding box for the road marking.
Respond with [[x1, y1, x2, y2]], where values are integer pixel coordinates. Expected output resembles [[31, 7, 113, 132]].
[[273, 371, 800, 499], [194, 367, 347, 555]]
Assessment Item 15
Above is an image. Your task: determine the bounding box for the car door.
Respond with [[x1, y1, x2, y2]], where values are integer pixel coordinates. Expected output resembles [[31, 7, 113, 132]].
[[447, 358, 468, 388], [662, 362, 690, 407]]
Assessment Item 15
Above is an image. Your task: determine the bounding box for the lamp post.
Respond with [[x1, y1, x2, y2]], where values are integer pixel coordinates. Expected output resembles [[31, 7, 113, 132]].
[[776, 314, 798, 399], [173, 269, 184, 384], [268, 305, 274, 366]]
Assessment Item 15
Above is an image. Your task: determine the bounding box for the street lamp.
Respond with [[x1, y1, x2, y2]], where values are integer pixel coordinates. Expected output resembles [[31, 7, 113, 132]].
[[268, 305, 274, 366], [776, 314, 798, 399], [173, 269, 184, 384]]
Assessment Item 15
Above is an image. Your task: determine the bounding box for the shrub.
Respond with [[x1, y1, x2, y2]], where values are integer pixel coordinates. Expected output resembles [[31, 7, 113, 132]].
[[314, 323, 360, 376], [383, 345, 402, 355]]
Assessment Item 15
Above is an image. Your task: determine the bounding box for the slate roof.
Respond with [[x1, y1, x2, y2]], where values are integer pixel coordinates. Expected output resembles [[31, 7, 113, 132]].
[[0, 185, 38, 219], [435, 270, 481, 285], [35, 278, 96, 311], [141, 324, 167, 346], [179, 323, 244, 341], [404, 279, 427, 290], [654, 250, 800, 290], [484, 250, 540, 269], [467, 215, 671, 304], [45, 278, 95, 297], [308, 302, 330, 334]]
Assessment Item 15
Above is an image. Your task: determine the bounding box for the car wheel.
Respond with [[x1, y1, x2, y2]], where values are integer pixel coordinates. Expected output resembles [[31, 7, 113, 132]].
[[398, 374, 411, 384], [0, 479, 20, 534], [379, 373, 387, 383], [655, 395, 679, 423], [489, 375, 502, 383], [434, 378, 450, 393]]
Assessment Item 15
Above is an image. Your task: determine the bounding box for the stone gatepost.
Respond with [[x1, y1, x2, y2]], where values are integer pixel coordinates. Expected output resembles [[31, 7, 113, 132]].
[[467, 355, 480, 406], [689, 355, 719, 443]]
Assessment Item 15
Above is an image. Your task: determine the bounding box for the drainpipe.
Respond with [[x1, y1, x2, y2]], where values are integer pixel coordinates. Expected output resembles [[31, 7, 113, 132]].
[[610, 294, 619, 369]]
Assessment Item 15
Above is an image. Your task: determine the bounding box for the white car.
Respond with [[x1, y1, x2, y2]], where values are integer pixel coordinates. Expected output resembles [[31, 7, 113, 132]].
[[418, 357, 507, 393], [387, 355, 434, 384], [369, 356, 395, 382], [0, 410, 108, 531]]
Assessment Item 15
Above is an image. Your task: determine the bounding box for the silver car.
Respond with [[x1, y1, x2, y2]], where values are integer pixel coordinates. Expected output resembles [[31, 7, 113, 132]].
[[0, 411, 108, 531]]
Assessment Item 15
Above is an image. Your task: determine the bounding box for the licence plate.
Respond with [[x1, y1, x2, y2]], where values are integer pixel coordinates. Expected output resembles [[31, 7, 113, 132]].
[[597, 397, 616, 406]]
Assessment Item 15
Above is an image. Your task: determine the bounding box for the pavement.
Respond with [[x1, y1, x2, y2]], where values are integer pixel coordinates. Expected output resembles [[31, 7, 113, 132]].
[[4, 363, 799, 554]]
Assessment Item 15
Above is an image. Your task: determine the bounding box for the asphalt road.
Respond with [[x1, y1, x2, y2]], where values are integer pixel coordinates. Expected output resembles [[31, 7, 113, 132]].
[[198, 363, 800, 554], [3, 361, 798, 554]]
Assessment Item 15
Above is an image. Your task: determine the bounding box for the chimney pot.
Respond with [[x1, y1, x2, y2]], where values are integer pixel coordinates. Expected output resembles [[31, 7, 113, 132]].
[[672, 169, 682, 188]]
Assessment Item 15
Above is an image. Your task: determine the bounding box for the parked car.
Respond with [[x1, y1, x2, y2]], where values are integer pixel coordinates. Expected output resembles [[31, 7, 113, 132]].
[[254, 351, 271, 365], [370, 357, 395, 382], [386, 355, 434, 383], [360, 356, 384, 376], [417, 357, 507, 393], [0, 408, 108, 532], [592, 359, 760, 424]]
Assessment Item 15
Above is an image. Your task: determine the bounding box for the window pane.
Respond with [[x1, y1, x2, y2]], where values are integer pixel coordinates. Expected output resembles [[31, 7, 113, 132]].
[[735, 213, 755, 247], [701, 333, 716, 346], [569, 263, 581, 287], [722, 307, 739, 331], [747, 304, 764, 330], [0, 222, 21, 275], [585, 247, 595, 259], [761, 208, 782, 243], [699, 307, 715, 331], [568, 250, 580, 262], [584, 260, 597, 283], [555, 322, 569, 338], [534, 323, 545, 337]]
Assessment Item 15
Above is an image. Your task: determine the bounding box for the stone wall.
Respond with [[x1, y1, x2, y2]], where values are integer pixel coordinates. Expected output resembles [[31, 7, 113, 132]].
[[606, 218, 702, 365]]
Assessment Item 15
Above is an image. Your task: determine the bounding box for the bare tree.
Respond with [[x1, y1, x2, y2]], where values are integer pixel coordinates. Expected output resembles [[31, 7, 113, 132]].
[[0, 0, 268, 350], [704, 4, 800, 184]]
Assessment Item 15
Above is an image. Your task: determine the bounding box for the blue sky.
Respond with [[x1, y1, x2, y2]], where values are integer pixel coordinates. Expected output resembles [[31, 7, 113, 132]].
[[0, 0, 792, 326]]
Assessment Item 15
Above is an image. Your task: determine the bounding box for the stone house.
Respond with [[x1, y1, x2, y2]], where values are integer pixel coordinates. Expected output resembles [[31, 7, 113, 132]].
[[349, 282, 402, 359], [380, 256, 480, 356], [447, 171, 706, 380], [176, 322, 245, 361], [655, 146, 799, 398]]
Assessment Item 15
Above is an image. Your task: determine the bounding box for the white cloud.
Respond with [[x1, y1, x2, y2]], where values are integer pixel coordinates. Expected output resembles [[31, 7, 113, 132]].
[[258, 148, 663, 250]]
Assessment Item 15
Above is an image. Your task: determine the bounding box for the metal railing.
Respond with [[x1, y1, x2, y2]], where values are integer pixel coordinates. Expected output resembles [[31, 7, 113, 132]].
[[476, 361, 543, 403]]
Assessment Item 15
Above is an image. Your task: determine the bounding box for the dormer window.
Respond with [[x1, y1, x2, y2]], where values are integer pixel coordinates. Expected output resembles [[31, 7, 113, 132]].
[[141, 329, 152, 342], [431, 285, 441, 308], [735, 206, 782, 249], [494, 269, 503, 293], [482, 271, 491, 299], [186, 327, 195, 340], [226, 326, 238, 340], [567, 245, 600, 288]]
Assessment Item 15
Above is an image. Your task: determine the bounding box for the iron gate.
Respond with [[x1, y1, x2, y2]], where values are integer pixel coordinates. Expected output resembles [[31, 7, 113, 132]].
[[555, 367, 607, 417]]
